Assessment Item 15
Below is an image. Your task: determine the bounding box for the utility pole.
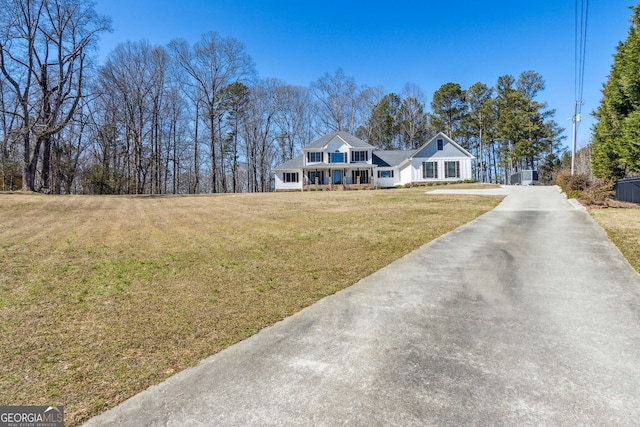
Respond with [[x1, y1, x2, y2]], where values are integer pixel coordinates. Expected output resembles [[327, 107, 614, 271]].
[[571, 101, 581, 176]]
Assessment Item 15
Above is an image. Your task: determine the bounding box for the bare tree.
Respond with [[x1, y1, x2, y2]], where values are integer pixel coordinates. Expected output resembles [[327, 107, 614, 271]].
[[311, 68, 367, 134], [149, 46, 168, 194], [273, 83, 313, 163], [398, 83, 432, 149], [0, 75, 21, 189], [169, 32, 255, 193], [242, 79, 280, 192], [162, 83, 189, 194], [168, 64, 202, 194], [354, 85, 384, 144], [98, 41, 168, 194], [51, 104, 92, 194], [0, 0, 110, 191]]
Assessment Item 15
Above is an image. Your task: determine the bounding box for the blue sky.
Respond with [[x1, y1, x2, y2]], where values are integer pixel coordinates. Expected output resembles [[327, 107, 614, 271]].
[[93, 0, 635, 150]]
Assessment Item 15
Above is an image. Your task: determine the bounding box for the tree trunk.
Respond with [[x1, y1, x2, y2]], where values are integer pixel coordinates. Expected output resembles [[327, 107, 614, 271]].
[[26, 136, 44, 191], [193, 101, 200, 194], [209, 113, 217, 193], [41, 135, 52, 191]]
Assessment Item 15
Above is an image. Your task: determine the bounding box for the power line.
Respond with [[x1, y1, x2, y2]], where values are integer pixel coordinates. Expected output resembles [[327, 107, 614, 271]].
[[575, 0, 579, 101], [576, 0, 589, 114], [572, 0, 588, 175]]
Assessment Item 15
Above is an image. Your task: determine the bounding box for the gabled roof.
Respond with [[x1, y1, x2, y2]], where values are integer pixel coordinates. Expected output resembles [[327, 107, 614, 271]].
[[414, 132, 475, 159], [303, 131, 374, 150], [372, 150, 414, 167]]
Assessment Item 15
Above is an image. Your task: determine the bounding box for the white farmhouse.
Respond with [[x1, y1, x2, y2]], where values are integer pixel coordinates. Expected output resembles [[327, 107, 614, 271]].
[[273, 131, 474, 191]]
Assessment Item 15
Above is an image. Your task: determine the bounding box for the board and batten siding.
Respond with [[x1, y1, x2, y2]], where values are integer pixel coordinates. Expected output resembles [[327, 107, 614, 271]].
[[409, 158, 473, 181], [413, 137, 462, 159]]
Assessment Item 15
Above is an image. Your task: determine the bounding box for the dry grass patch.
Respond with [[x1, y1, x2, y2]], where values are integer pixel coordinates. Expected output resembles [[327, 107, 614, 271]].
[[589, 205, 640, 273], [0, 188, 502, 425]]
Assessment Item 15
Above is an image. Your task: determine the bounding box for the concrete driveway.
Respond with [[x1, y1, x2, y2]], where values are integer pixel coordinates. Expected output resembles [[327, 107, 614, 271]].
[[86, 186, 640, 426]]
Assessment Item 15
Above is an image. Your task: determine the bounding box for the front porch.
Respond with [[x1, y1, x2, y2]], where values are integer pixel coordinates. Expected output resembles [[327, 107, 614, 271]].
[[303, 182, 375, 191], [303, 166, 374, 189]]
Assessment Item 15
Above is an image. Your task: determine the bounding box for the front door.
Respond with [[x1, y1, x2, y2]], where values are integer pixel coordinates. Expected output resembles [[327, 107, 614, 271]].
[[332, 170, 343, 185]]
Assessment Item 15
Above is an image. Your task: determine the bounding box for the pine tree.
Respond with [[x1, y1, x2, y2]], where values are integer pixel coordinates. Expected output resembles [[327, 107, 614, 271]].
[[495, 72, 562, 173], [592, 5, 640, 178], [366, 93, 402, 150], [430, 83, 467, 139]]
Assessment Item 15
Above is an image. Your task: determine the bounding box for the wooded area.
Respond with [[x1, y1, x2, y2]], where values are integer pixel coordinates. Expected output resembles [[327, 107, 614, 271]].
[[1, 0, 566, 194]]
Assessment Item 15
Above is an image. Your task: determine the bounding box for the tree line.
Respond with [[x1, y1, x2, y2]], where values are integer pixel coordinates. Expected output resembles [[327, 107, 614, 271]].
[[358, 74, 564, 184], [0, 0, 565, 194]]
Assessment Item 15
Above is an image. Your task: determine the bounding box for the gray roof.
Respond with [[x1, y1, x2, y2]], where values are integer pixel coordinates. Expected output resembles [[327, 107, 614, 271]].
[[304, 131, 374, 150], [372, 150, 414, 167], [273, 155, 303, 171]]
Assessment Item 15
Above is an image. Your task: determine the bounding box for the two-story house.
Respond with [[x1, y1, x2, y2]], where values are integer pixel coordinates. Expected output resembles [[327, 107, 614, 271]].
[[273, 130, 474, 191]]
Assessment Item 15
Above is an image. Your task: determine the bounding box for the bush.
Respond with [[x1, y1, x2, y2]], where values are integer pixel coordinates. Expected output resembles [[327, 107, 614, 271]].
[[580, 179, 615, 206], [555, 174, 615, 206], [555, 174, 590, 194]]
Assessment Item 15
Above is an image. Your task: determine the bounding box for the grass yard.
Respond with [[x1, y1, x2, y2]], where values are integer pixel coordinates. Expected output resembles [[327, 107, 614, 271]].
[[589, 205, 640, 273], [0, 187, 502, 426]]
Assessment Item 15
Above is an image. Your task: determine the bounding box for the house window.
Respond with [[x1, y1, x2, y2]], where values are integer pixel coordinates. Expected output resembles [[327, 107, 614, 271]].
[[308, 152, 322, 162], [445, 161, 460, 178], [437, 139, 444, 150], [422, 161, 438, 179], [351, 151, 368, 162], [352, 170, 369, 184], [377, 170, 394, 178], [283, 172, 299, 183], [330, 152, 346, 163]]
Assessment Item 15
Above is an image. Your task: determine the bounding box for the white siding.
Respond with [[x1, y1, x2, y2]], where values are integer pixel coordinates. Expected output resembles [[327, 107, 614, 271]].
[[327, 138, 348, 154], [398, 163, 413, 186], [375, 168, 398, 188], [409, 158, 473, 182], [461, 158, 473, 180], [274, 171, 303, 191]]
